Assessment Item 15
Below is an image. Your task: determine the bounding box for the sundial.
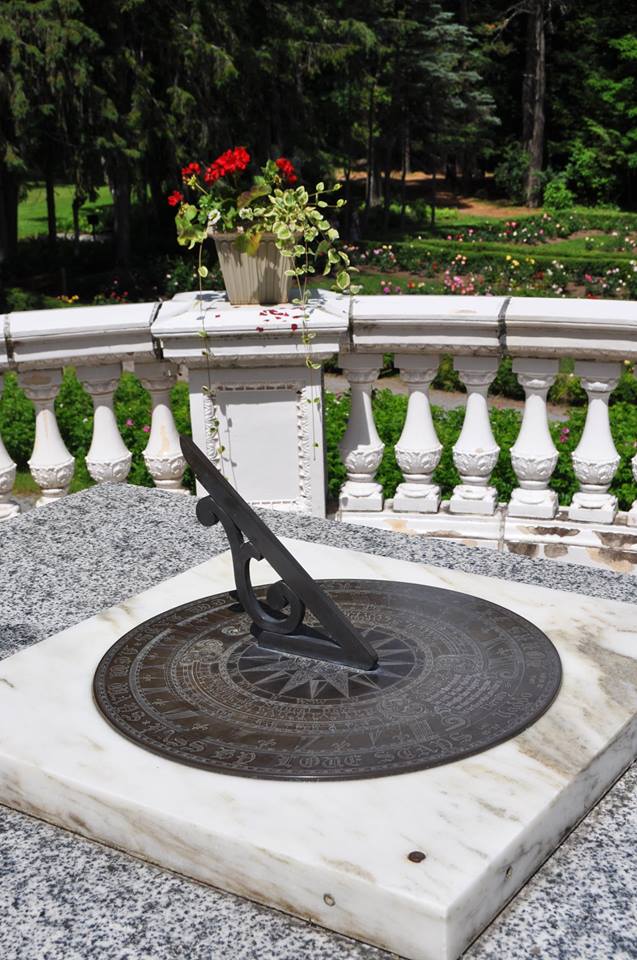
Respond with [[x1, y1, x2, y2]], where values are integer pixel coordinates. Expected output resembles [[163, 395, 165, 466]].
[[93, 436, 562, 781]]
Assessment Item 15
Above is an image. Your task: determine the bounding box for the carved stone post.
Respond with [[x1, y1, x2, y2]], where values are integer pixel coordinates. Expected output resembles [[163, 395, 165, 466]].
[[338, 353, 384, 512], [20, 369, 75, 507], [393, 354, 442, 513], [508, 359, 559, 519], [0, 374, 19, 520], [76, 363, 132, 484], [136, 360, 187, 493], [628, 453, 637, 527], [569, 361, 621, 524], [450, 357, 500, 515]]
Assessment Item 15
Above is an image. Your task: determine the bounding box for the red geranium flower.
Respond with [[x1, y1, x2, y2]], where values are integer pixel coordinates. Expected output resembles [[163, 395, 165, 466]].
[[204, 146, 251, 184], [275, 156, 298, 184], [181, 161, 201, 180], [167, 190, 184, 206]]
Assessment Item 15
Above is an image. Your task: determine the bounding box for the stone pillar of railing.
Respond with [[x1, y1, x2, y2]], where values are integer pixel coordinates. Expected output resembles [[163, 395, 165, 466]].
[[629, 454, 637, 527], [0, 374, 19, 520], [393, 354, 442, 513], [136, 360, 187, 493], [569, 361, 621, 524], [76, 363, 132, 484], [20, 369, 75, 506], [508, 359, 559, 519], [450, 357, 500, 515], [339, 353, 385, 512]]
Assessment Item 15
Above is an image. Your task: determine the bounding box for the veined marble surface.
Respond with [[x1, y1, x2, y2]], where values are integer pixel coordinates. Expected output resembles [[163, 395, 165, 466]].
[[1, 534, 636, 960]]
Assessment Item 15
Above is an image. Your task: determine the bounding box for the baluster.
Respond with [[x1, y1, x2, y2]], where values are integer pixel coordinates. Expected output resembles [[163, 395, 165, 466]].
[[20, 369, 75, 507], [450, 357, 500, 515], [393, 354, 442, 513], [0, 374, 19, 519], [136, 360, 187, 493], [76, 364, 132, 484], [338, 353, 384, 511], [508, 359, 559, 519], [628, 453, 637, 527], [569, 361, 621, 524]]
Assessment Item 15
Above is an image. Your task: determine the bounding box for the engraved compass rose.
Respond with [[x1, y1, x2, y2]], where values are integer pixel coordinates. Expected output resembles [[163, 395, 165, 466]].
[[93, 438, 562, 781]]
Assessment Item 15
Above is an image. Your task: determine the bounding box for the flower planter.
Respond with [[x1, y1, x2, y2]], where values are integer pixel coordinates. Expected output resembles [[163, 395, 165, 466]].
[[212, 231, 292, 305]]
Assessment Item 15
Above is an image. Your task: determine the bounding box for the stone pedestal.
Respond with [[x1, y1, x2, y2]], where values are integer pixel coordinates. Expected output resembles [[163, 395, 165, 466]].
[[153, 292, 348, 517]]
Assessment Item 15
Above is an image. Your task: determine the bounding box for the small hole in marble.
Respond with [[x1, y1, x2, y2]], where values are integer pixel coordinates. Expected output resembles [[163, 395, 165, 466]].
[[505, 866, 512, 879], [323, 894, 336, 907], [408, 850, 426, 863]]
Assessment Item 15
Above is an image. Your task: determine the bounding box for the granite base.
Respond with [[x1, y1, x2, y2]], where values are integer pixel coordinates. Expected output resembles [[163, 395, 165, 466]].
[[1, 538, 637, 960]]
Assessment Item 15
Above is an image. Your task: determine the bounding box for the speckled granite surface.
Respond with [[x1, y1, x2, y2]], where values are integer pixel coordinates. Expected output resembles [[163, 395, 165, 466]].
[[1, 485, 636, 960]]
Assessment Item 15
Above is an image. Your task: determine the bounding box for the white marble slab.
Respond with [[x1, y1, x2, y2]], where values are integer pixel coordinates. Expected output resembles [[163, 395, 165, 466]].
[[1, 540, 637, 960]]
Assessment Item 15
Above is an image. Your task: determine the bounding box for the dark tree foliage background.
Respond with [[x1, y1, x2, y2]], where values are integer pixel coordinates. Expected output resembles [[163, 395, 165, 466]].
[[1, 0, 636, 287]]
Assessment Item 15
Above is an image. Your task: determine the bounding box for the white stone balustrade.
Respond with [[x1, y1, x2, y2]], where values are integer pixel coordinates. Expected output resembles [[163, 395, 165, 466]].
[[338, 352, 385, 512], [568, 361, 622, 524], [20, 368, 75, 506], [508, 359, 559, 520], [393, 354, 442, 513], [135, 360, 186, 493], [1, 291, 637, 575], [77, 364, 132, 484]]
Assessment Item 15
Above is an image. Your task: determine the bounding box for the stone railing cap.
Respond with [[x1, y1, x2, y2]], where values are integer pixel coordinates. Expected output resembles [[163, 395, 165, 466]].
[[352, 294, 508, 322], [349, 294, 506, 355], [505, 296, 637, 360], [152, 289, 349, 337], [6, 302, 158, 368]]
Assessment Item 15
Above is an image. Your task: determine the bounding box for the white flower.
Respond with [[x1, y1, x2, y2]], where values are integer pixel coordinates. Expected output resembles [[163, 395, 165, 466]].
[[207, 209, 221, 226]]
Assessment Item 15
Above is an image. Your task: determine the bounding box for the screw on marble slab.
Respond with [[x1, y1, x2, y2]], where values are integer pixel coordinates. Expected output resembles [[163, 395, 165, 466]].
[[323, 894, 336, 907], [407, 850, 427, 863]]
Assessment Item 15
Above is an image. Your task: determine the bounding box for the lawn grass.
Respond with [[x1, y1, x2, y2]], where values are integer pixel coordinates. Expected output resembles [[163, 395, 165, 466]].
[[18, 183, 113, 239]]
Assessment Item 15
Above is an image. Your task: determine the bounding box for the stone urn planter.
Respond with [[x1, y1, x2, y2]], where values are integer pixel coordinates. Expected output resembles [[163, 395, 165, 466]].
[[211, 231, 292, 306]]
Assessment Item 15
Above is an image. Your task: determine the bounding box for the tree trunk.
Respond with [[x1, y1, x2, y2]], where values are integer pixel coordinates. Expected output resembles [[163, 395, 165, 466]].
[[524, 0, 546, 208], [364, 79, 380, 219], [399, 128, 408, 230], [0, 166, 18, 267], [72, 191, 85, 255], [110, 158, 132, 265], [45, 166, 57, 252], [382, 136, 395, 231], [430, 165, 437, 227]]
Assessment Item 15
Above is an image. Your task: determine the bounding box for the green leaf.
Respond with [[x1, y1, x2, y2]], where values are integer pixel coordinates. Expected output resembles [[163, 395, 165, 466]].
[[245, 231, 263, 256], [336, 270, 350, 290], [198, 265, 208, 278]]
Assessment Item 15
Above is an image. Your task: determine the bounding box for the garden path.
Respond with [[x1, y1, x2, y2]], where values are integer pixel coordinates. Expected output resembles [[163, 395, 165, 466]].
[[325, 374, 568, 421]]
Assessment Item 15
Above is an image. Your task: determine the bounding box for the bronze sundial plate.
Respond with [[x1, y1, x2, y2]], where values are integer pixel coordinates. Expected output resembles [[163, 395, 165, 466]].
[[93, 579, 562, 781]]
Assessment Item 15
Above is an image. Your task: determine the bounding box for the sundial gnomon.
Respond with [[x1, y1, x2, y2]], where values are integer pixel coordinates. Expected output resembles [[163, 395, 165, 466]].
[[94, 437, 562, 781]]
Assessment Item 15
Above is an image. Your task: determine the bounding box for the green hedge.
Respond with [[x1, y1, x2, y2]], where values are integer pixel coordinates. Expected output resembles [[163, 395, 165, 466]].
[[324, 389, 637, 511], [3, 374, 636, 511], [0, 370, 194, 493]]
